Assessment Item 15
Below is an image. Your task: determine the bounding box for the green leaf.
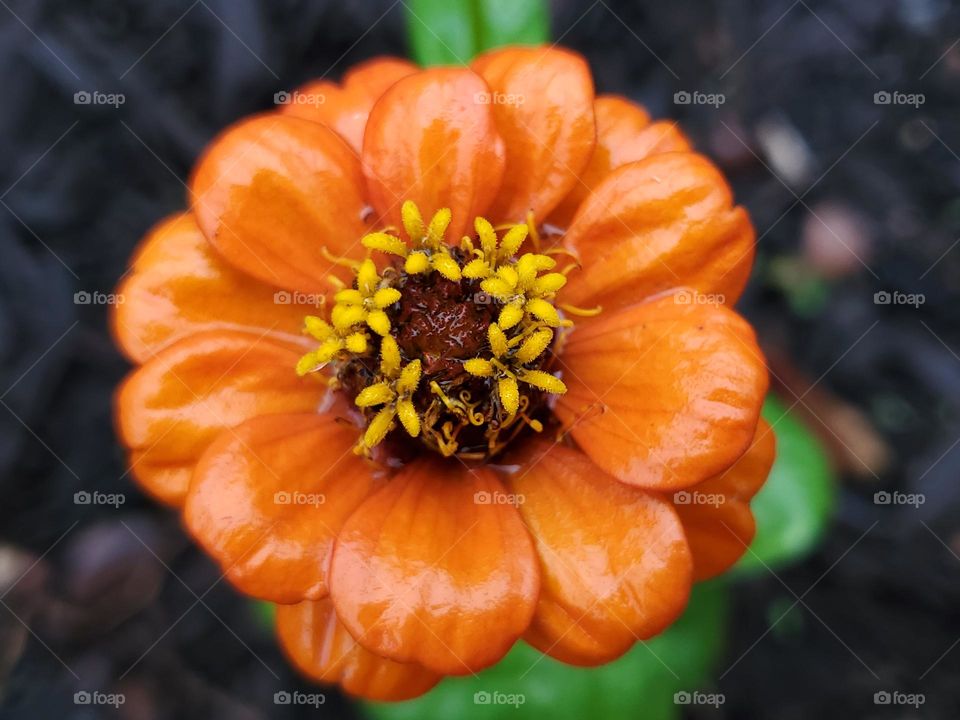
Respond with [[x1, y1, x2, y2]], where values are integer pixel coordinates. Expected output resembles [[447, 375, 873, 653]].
[[405, 0, 550, 67], [362, 582, 729, 720], [735, 395, 837, 574], [250, 600, 275, 630]]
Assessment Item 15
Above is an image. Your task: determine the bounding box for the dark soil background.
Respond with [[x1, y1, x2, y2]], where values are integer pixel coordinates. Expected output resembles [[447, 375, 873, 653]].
[[0, 0, 958, 718]]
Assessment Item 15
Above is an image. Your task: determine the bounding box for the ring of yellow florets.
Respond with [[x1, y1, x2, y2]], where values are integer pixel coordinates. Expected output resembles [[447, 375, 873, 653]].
[[297, 200, 582, 459]]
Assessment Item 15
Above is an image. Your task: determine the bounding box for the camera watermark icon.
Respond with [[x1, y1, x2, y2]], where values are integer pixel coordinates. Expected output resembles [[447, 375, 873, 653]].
[[74, 290, 124, 305], [274, 491, 325, 507], [474, 490, 525, 507], [273, 290, 324, 307], [873, 490, 924, 508], [74, 490, 125, 508], [274, 90, 326, 107], [473, 690, 526, 707], [873, 90, 924, 108], [473, 291, 495, 305], [474, 91, 525, 106], [673, 490, 726, 508], [673, 690, 725, 708], [74, 691, 125, 708], [873, 690, 924, 708], [873, 290, 924, 308], [673, 289, 725, 307], [74, 91, 125, 108], [273, 690, 326, 707], [673, 90, 725, 108]]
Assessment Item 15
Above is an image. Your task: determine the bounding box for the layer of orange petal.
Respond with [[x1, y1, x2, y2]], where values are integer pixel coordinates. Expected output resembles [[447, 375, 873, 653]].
[[675, 419, 776, 580], [125, 453, 193, 508], [561, 152, 755, 312], [280, 56, 418, 152], [184, 413, 383, 603], [471, 45, 596, 224], [362, 67, 506, 241], [190, 114, 369, 293], [504, 439, 692, 665], [554, 292, 769, 491], [549, 94, 692, 228], [115, 330, 327, 506], [329, 458, 539, 675], [276, 597, 441, 701], [111, 212, 308, 364]]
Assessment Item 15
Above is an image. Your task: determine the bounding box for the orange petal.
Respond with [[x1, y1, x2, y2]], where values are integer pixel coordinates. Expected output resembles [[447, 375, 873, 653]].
[[471, 46, 595, 223], [561, 152, 755, 312], [190, 114, 368, 293], [116, 330, 326, 506], [277, 598, 441, 701], [549, 94, 692, 228], [329, 459, 539, 675], [554, 292, 769, 491], [112, 212, 308, 364], [362, 67, 506, 240], [184, 413, 381, 603], [674, 419, 776, 580], [505, 440, 692, 665], [280, 57, 417, 152], [125, 453, 193, 508]]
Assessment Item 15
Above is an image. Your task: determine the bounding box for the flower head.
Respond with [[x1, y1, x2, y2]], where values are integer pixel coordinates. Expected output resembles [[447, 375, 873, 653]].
[[113, 47, 772, 701]]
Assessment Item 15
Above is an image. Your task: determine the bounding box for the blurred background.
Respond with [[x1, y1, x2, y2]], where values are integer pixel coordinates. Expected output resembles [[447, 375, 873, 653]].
[[0, 0, 958, 717]]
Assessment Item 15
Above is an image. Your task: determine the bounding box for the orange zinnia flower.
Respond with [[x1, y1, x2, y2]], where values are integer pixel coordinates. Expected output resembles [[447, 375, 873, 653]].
[[112, 47, 773, 701]]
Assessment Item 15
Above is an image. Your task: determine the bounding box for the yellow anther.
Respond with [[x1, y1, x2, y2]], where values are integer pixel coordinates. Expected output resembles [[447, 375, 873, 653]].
[[295, 351, 320, 377], [356, 382, 395, 407], [332, 304, 366, 330], [401, 200, 426, 242], [432, 252, 462, 281], [488, 324, 509, 358], [498, 376, 520, 416], [334, 288, 364, 305], [475, 216, 498, 256], [497, 265, 519, 289], [356, 259, 379, 295], [499, 224, 528, 259], [355, 358, 424, 451], [516, 328, 553, 364], [464, 358, 494, 377], [345, 332, 368, 354], [533, 273, 567, 295], [366, 309, 391, 336], [397, 359, 422, 394], [380, 335, 401, 376], [315, 338, 342, 363], [427, 208, 452, 246], [480, 277, 515, 299], [405, 251, 431, 274], [363, 407, 396, 449], [397, 399, 421, 437], [497, 302, 524, 330], [304, 316, 333, 341], [362, 232, 408, 258], [373, 287, 402, 308], [525, 297, 561, 327], [462, 258, 491, 279], [518, 369, 567, 394]]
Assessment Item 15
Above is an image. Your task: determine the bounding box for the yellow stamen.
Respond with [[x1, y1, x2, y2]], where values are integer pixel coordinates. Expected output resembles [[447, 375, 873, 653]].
[[299, 201, 585, 458], [488, 323, 509, 358], [401, 200, 426, 242], [559, 302, 603, 317], [498, 376, 520, 416]]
